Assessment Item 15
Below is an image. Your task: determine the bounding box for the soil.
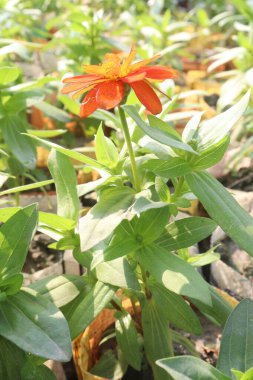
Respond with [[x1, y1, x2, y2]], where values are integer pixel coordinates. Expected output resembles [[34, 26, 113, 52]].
[[23, 232, 63, 274], [219, 167, 253, 192]]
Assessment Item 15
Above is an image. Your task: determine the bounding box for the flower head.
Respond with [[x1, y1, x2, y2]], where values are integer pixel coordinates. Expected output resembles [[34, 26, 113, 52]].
[[61, 46, 177, 118]]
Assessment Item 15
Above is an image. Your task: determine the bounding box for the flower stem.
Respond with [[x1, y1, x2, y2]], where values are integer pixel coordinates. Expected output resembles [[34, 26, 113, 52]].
[[118, 106, 141, 192]]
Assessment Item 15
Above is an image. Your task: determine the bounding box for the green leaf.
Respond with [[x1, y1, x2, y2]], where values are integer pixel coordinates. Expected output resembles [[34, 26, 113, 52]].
[[0, 288, 72, 361], [21, 363, 57, 380], [147, 115, 182, 139], [29, 274, 87, 308], [155, 177, 171, 202], [92, 109, 121, 129], [0, 273, 23, 295], [48, 149, 79, 222], [191, 137, 230, 170], [58, 94, 80, 115], [123, 105, 197, 154], [143, 157, 192, 178], [182, 112, 203, 144], [231, 0, 253, 20], [218, 299, 253, 377], [4, 91, 44, 114], [79, 186, 135, 251], [138, 244, 212, 306], [39, 212, 75, 232], [0, 66, 20, 85], [150, 284, 202, 334], [186, 171, 253, 256], [0, 180, 54, 196], [0, 207, 19, 222], [232, 369, 244, 380], [142, 299, 173, 380], [157, 356, 231, 380], [195, 90, 250, 151], [241, 368, 253, 380], [24, 133, 107, 171], [95, 257, 140, 290], [0, 336, 26, 379], [35, 101, 71, 123], [156, 217, 217, 251], [1, 116, 36, 169], [27, 129, 67, 138], [95, 125, 119, 168], [0, 204, 38, 278], [66, 281, 115, 339], [190, 286, 232, 327], [188, 248, 220, 267], [101, 220, 140, 262], [116, 313, 142, 370], [131, 206, 170, 245]]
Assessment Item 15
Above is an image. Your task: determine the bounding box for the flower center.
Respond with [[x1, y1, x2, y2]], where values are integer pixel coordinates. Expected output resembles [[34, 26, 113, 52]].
[[101, 53, 129, 79]]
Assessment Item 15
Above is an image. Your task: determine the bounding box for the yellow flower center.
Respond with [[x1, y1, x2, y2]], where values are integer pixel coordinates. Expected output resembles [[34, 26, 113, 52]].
[[101, 53, 129, 79]]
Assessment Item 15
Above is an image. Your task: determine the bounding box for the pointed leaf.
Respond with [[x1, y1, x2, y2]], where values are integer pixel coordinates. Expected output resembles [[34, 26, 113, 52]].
[[116, 313, 142, 370], [95, 257, 140, 290], [0, 67, 20, 85], [157, 356, 231, 380], [142, 299, 173, 379], [196, 90, 250, 150], [0, 204, 38, 278], [24, 133, 107, 170], [66, 281, 115, 339], [79, 187, 135, 251], [156, 217, 217, 251], [0, 180, 54, 196], [124, 105, 197, 154], [0, 289, 72, 361], [95, 125, 119, 168], [29, 274, 87, 308], [138, 244, 212, 305], [1, 116, 36, 169], [186, 171, 253, 256], [150, 283, 202, 334], [143, 157, 192, 178], [48, 149, 79, 222], [218, 299, 253, 377]]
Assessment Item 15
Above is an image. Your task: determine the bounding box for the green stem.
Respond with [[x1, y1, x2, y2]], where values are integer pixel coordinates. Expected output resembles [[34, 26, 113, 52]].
[[118, 106, 141, 192], [14, 178, 20, 207], [173, 176, 184, 200], [140, 265, 152, 300]]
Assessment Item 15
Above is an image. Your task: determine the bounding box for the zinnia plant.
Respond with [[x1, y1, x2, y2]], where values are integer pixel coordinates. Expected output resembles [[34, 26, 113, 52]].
[[2, 47, 253, 380]]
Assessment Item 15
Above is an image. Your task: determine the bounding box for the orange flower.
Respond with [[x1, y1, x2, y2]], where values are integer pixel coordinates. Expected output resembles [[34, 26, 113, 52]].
[[61, 47, 177, 118]]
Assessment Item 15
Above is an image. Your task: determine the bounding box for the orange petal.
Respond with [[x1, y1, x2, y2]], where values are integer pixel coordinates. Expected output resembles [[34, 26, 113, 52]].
[[122, 71, 146, 83], [138, 66, 178, 80], [62, 74, 103, 83], [130, 80, 162, 115], [96, 81, 124, 109], [120, 45, 136, 76], [80, 88, 99, 118], [82, 64, 105, 76], [72, 83, 99, 100], [129, 54, 161, 73]]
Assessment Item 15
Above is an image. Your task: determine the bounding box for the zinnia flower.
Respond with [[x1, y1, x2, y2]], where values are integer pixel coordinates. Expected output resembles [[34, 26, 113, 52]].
[[61, 46, 177, 118]]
